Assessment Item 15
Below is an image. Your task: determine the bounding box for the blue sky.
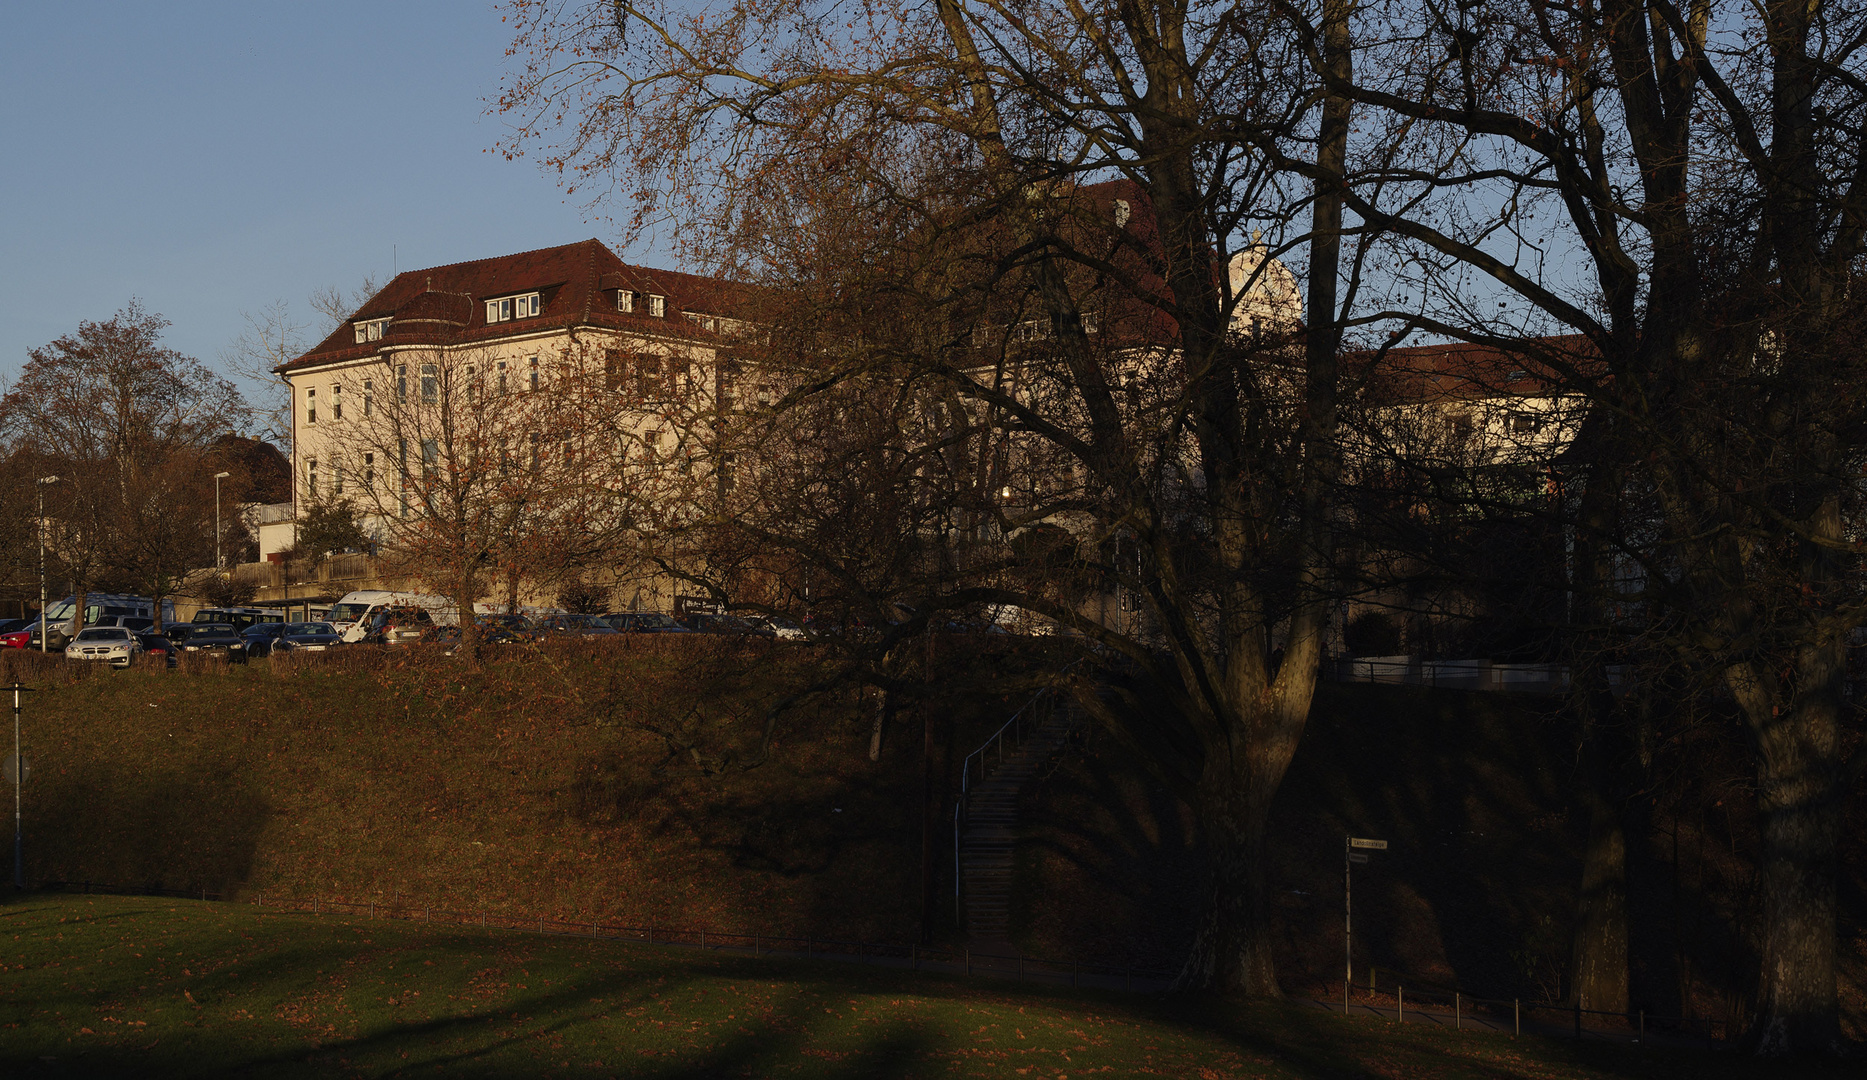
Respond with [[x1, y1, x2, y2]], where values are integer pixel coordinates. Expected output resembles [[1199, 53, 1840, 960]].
[[0, 2, 660, 408]]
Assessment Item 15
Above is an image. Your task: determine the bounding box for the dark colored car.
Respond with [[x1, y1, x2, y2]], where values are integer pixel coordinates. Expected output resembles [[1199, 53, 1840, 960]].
[[678, 612, 763, 635], [136, 632, 178, 667], [603, 612, 695, 634], [535, 614, 618, 636], [475, 613, 539, 642], [242, 622, 290, 658], [165, 622, 248, 662], [272, 621, 344, 653], [361, 606, 434, 645], [422, 625, 529, 652]]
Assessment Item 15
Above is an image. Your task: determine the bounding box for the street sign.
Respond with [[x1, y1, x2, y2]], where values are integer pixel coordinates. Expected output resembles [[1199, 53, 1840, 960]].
[[1348, 851, 1369, 863], [2, 753, 25, 784], [1349, 838, 1388, 850]]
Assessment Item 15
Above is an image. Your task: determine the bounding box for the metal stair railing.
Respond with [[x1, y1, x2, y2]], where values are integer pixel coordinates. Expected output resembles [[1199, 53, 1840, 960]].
[[953, 661, 1082, 922]]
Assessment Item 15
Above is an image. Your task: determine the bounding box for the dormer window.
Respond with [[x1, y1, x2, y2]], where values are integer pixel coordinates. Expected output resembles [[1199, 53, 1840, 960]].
[[486, 292, 541, 324], [648, 294, 666, 318], [616, 290, 634, 314], [684, 312, 719, 332], [1114, 199, 1131, 228], [353, 318, 389, 343]]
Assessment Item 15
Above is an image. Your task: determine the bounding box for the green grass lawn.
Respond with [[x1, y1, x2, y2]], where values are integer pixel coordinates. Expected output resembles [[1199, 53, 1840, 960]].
[[0, 893, 1841, 1078]]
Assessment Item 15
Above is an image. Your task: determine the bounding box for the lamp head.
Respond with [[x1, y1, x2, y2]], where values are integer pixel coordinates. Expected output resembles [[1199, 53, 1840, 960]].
[[37, 475, 59, 485], [214, 471, 231, 479]]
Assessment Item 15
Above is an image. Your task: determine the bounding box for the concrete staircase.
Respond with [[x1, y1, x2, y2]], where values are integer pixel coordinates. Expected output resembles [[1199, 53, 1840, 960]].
[[956, 701, 1077, 940]]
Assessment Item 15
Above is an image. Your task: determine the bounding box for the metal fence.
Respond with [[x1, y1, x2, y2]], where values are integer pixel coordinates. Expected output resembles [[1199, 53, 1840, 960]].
[[1332, 966, 1730, 1049], [1325, 656, 1634, 695]]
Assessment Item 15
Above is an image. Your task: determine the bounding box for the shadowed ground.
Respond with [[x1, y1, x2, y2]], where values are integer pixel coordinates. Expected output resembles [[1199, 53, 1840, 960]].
[[0, 892, 1848, 1078]]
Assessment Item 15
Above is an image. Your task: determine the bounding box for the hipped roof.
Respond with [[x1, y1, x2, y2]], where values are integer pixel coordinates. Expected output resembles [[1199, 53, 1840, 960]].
[[278, 239, 761, 374]]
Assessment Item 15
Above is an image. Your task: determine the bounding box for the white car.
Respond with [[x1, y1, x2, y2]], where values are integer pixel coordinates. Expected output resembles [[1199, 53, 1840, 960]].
[[65, 627, 143, 668]]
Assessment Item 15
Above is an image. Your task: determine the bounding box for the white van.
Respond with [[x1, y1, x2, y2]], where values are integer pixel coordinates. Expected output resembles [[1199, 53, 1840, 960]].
[[37, 594, 179, 648], [328, 590, 460, 643]]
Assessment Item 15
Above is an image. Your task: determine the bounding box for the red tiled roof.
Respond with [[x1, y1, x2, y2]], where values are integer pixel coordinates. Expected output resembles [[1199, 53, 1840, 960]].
[[278, 239, 764, 374], [1358, 335, 1601, 402]]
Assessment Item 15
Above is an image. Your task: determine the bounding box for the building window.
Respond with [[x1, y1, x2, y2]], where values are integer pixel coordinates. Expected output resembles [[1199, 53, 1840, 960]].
[[353, 318, 389, 343], [636, 354, 665, 398], [421, 438, 439, 481], [330, 383, 342, 421], [528, 356, 540, 392], [485, 293, 541, 324], [466, 366, 478, 402], [334, 461, 345, 495], [1114, 199, 1131, 228], [363, 380, 373, 417], [529, 432, 541, 470], [684, 312, 718, 332], [648, 294, 666, 318], [616, 290, 634, 314], [496, 360, 508, 395], [363, 452, 374, 491], [605, 349, 625, 390], [420, 364, 438, 404], [305, 387, 317, 425], [307, 458, 318, 497], [397, 365, 407, 402]]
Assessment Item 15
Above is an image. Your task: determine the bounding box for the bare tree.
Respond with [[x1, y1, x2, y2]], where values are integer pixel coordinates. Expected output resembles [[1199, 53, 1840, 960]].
[[1, 302, 250, 635], [499, 0, 1359, 996], [1278, 0, 1867, 1053], [225, 278, 381, 453]]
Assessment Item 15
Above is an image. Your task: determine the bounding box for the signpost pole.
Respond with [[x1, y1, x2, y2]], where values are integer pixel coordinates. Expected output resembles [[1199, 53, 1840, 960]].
[[1344, 835, 1387, 1017], [12, 683, 24, 888]]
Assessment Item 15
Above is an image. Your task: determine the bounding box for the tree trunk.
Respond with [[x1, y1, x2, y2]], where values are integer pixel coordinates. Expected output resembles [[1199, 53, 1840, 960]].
[[1570, 788, 1630, 1013], [1746, 695, 1843, 1056], [869, 687, 896, 762], [1180, 762, 1280, 995], [454, 572, 479, 658]]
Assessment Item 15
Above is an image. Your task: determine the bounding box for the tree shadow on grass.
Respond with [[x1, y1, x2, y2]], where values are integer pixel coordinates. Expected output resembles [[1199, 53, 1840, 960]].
[[25, 750, 269, 898]]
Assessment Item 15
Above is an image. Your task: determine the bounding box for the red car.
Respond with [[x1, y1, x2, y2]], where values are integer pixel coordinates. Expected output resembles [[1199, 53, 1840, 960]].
[[1, 625, 43, 649]]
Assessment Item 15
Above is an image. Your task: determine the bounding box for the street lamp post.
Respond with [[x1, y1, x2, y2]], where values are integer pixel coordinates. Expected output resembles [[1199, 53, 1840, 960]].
[[214, 471, 232, 572], [35, 477, 59, 654]]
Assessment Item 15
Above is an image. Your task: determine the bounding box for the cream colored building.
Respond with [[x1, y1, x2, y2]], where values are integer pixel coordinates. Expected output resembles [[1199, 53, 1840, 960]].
[[274, 239, 761, 607]]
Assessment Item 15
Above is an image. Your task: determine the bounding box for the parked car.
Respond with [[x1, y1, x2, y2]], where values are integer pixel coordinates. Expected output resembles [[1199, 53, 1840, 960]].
[[241, 622, 290, 658], [0, 618, 32, 635], [271, 622, 344, 653], [136, 632, 178, 667], [91, 615, 155, 632], [165, 623, 248, 662], [534, 614, 618, 636], [679, 612, 763, 636], [475, 613, 539, 641], [741, 614, 806, 640], [64, 627, 143, 668], [421, 624, 530, 653], [602, 612, 694, 634], [360, 606, 434, 645], [191, 607, 286, 632]]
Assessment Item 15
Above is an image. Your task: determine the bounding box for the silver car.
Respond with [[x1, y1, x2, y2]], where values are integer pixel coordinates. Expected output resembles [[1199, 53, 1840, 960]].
[[65, 627, 143, 668]]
